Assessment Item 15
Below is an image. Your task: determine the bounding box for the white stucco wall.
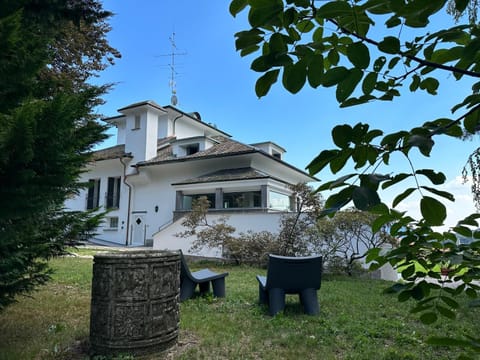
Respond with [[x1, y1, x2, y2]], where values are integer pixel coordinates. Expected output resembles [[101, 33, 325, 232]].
[[65, 158, 129, 245], [153, 212, 284, 257]]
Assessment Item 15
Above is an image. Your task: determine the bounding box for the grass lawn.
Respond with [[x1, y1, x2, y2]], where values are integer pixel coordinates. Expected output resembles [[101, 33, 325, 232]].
[[0, 254, 479, 359]]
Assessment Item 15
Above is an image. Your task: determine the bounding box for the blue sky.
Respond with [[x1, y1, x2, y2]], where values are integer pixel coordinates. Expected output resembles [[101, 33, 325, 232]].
[[96, 1, 478, 228]]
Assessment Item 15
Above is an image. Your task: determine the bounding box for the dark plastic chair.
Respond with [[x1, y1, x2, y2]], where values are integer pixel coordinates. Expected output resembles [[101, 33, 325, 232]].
[[256, 254, 322, 316], [179, 251, 229, 301]]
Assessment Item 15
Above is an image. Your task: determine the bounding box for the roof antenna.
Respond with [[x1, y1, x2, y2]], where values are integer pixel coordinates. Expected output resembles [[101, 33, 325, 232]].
[[158, 32, 186, 106]]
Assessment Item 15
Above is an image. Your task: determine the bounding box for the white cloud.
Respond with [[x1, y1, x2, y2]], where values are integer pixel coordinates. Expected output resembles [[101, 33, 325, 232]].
[[393, 176, 477, 230]]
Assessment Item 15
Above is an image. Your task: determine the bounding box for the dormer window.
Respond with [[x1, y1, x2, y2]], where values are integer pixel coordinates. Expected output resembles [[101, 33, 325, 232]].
[[133, 115, 141, 130], [272, 151, 282, 159], [185, 143, 199, 155]]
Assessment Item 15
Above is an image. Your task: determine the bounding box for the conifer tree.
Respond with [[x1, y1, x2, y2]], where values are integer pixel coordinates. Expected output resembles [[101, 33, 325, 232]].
[[0, 0, 118, 310]]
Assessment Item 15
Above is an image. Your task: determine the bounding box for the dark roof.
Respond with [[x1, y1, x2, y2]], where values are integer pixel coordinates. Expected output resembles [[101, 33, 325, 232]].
[[91, 144, 130, 161], [136, 136, 255, 166], [172, 167, 270, 185], [90, 137, 175, 162], [89, 136, 317, 181], [118, 100, 166, 113]]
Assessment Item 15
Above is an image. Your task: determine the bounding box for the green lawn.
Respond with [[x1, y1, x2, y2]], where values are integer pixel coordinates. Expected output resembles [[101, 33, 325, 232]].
[[0, 255, 478, 359]]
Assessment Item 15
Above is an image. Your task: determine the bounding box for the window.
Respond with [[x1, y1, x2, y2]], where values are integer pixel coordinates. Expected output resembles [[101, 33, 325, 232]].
[[182, 193, 215, 210], [133, 115, 141, 130], [86, 179, 100, 210], [106, 177, 121, 209], [269, 191, 291, 211], [185, 143, 199, 155], [223, 191, 261, 209], [109, 217, 119, 229]]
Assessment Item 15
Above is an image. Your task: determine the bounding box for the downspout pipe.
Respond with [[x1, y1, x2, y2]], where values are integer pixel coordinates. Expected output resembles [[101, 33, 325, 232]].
[[120, 157, 139, 246], [172, 114, 182, 136]]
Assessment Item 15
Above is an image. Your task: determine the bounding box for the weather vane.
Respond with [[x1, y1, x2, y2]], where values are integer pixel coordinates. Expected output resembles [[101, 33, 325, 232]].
[[158, 32, 187, 106]]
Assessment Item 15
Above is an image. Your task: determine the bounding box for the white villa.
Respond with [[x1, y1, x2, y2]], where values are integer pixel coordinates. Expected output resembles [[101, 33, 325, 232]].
[[65, 100, 316, 257]]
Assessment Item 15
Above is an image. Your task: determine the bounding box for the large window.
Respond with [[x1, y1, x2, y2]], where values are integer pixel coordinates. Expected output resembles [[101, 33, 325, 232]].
[[182, 193, 215, 210], [223, 191, 261, 209], [86, 179, 100, 210], [106, 177, 121, 209], [269, 191, 291, 211]]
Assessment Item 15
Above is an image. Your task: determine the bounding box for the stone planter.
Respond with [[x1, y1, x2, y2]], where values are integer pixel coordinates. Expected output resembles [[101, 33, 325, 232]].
[[89, 250, 180, 356]]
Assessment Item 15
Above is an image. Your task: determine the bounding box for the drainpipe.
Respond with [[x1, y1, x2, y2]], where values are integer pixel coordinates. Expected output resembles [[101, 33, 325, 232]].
[[120, 157, 139, 246], [172, 114, 182, 136]]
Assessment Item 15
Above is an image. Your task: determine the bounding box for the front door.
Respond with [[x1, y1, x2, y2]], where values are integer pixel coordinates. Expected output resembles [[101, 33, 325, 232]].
[[131, 213, 146, 246]]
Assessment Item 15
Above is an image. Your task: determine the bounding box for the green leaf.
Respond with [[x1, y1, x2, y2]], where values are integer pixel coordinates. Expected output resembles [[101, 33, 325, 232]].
[[316, 1, 353, 18], [409, 74, 421, 92], [415, 169, 446, 185], [235, 29, 264, 52], [392, 187, 415, 208], [332, 125, 353, 149], [330, 149, 352, 173], [437, 305, 456, 319], [352, 186, 381, 210], [430, 47, 463, 64], [463, 37, 480, 59], [248, 1, 284, 28], [407, 134, 434, 156], [401, 264, 415, 278], [296, 19, 314, 33], [440, 296, 460, 309], [347, 42, 370, 69], [362, 72, 377, 95], [382, 173, 412, 189], [398, 290, 412, 302], [381, 131, 408, 148], [373, 56, 386, 72], [324, 186, 354, 213], [307, 54, 324, 88], [455, 0, 469, 13], [251, 55, 272, 72], [378, 36, 400, 54], [464, 108, 480, 134], [420, 312, 438, 324], [269, 32, 287, 52], [322, 66, 349, 87], [307, 149, 339, 175], [240, 44, 261, 57], [327, 49, 340, 66], [420, 186, 455, 202], [419, 77, 440, 95], [372, 213, 394, 233], [230, 0, 248, 16], [385, 15, 401, 28], [336, 68, 363, 102], [421, 196, 446, 226], [363, 0, 391, 15], [317, 174, 356, 191], [255, 69, 280, 98], [453, 225, 472, 238], [282, 62, 307, 94]]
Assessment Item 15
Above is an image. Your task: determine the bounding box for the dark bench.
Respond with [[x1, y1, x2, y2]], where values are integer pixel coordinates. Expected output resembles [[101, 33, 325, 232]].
[[256, 254, 322, 316], [180, 252, 229, 301]]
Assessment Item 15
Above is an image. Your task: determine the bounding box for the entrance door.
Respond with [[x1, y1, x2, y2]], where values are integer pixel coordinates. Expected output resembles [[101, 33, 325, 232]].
[[131, 213, 146, 246]]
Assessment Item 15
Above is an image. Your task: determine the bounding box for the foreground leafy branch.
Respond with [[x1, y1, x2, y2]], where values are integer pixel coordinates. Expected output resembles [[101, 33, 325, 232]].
[[230, 0, 480, 353]]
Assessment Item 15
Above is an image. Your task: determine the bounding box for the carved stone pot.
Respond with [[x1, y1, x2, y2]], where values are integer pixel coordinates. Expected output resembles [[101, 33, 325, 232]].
[[89, 250, 180, 356]]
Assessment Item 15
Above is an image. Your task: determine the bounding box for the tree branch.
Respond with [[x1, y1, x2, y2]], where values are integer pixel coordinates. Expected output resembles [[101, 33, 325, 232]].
[[327, 19, 480, 79]]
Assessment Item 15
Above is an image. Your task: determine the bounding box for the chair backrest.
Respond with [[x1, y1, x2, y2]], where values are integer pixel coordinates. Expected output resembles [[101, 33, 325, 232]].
[[266, 254, 322, 291], [179, 251, 193, 281]]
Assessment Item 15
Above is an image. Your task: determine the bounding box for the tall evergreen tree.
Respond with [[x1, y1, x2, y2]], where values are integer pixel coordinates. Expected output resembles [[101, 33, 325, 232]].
[[0, 0, 118, 310]]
